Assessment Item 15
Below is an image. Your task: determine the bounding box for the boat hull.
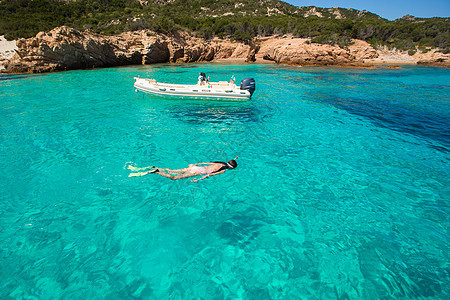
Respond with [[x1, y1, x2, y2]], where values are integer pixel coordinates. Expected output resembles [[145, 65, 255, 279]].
[[134, 78, 252, 100]]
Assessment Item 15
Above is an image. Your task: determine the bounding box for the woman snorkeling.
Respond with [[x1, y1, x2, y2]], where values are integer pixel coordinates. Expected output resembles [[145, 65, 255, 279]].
[[128, 157, 238, 182]]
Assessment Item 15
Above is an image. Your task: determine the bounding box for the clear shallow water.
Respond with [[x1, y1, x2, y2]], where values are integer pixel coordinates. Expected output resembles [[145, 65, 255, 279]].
[[0, 64, 449, 299]]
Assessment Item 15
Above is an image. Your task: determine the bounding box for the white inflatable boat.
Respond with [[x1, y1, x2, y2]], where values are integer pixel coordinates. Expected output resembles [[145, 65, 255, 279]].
[[134, 76, 256, 100]]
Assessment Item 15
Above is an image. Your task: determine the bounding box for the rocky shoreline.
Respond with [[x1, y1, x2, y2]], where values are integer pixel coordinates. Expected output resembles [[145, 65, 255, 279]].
[[1, 26, 449, 73]]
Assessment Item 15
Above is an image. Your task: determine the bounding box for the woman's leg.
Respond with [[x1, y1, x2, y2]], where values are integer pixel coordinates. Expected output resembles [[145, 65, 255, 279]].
[[128, 169, 158, 177], [154, 168, 195, 180], [129, 167, 199, 179]]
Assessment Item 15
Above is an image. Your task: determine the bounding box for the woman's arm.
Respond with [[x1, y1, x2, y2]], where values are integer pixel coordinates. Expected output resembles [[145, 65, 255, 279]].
[[191, 170, 226, 182]]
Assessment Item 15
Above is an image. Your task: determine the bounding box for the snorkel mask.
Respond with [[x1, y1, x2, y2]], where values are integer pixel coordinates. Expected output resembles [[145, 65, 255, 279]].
[[227, 156, 239, 169]]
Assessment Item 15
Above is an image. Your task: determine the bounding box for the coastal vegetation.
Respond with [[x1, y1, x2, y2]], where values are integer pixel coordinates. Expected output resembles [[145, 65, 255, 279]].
[[0, 0, 448, 53]]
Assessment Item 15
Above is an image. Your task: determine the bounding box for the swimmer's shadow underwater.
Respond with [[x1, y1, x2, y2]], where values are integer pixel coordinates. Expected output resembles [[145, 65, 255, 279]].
[[127, 157, 238, 183]]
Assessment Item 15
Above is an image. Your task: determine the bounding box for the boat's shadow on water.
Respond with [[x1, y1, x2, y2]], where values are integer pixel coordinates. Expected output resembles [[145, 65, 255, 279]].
[[170, 105, 260, 125], [134, 93, 268, 126]]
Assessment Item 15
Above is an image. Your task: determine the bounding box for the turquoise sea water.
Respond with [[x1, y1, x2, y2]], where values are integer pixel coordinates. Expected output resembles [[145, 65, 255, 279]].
[[1, 64, 449, 299]]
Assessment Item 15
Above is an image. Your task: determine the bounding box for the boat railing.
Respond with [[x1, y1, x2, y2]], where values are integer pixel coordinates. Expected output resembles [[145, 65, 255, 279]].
[[155, 82, 186, 89], [208, 81, 237, 88]]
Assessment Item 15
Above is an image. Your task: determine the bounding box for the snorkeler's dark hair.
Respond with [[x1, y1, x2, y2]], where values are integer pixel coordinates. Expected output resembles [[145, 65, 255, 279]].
[[227, 160, 237, 169]]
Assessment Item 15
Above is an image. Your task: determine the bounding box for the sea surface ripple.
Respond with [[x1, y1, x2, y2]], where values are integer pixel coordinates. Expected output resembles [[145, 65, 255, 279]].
[[0, 64, 449, 299]]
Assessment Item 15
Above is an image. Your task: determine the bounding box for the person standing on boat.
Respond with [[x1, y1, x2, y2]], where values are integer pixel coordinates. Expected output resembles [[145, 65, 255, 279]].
[[127, 158, 238, 182], [198, 72, 207, 85]]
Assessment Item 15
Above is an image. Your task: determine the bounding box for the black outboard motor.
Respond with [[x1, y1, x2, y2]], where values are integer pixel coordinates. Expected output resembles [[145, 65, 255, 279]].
[[240, 78, 256, 97]]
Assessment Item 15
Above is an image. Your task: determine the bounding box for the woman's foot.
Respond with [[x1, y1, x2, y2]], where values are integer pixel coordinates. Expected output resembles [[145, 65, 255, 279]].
[[128, 167, 158, 177]]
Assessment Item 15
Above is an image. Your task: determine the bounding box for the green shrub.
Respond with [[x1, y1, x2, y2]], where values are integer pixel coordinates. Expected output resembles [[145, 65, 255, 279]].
[[0, 0, 447, 53]]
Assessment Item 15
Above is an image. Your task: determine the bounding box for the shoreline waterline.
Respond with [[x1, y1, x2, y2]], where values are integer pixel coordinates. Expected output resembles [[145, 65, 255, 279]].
[[2, 58, 449, 76]]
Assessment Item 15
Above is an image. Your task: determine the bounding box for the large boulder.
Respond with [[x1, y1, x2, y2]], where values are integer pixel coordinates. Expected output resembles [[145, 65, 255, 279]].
[[4, 26, 143, 72], [2, 27, 255, 73], [258, 36, 378, 65]]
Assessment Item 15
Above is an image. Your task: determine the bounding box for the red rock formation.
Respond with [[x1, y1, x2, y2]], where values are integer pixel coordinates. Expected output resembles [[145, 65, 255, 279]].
[[2, 27, 254, 73], [257, 37, 378, 65], [2, 26, 449, 73], [5, 26, 143, 72]]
